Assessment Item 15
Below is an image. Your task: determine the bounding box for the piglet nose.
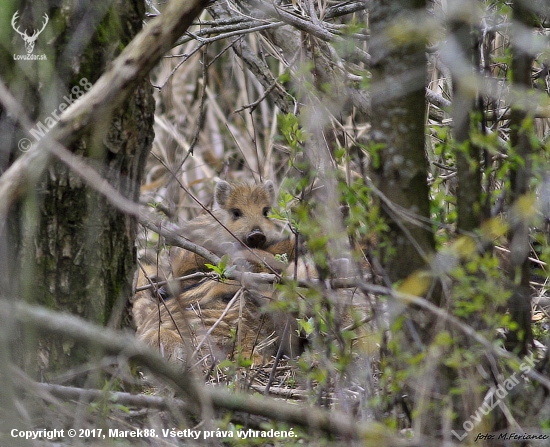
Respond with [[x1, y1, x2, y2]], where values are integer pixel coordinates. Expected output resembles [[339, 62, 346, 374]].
[[246, 229, 266, 248]]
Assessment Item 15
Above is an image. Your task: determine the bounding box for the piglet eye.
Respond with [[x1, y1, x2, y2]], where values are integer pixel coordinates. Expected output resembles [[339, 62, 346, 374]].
[[231, 208, 243, 219], [263, 207, 270, 217]]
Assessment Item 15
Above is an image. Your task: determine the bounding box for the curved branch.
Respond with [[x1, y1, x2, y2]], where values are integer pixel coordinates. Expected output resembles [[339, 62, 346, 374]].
[[0, 0, 210, 220], [2, 299, 408, 445]]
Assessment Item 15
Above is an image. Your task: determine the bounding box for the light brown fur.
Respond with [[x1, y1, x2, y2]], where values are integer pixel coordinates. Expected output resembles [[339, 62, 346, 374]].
[[135, 278, 284, 365], [171, 181, 296, 285], [131, 263, 168, 330], [133, 181, 300, 366]]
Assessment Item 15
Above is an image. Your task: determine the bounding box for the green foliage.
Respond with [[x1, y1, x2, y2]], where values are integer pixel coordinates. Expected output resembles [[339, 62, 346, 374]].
[[205, 254, 235, 281], [278, 113, 309, 153], [85, 379, 131, 420], [269, 189, 300, 235], [333, 17, 367, 60], [275, 253, 289, 264], [64, 0, 550, 440], [297, 316, 315, 337], [450, 252, 511, 323]]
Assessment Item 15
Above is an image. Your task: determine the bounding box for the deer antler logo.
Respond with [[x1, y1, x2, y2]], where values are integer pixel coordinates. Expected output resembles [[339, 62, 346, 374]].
[[11, 11, 49, 54]]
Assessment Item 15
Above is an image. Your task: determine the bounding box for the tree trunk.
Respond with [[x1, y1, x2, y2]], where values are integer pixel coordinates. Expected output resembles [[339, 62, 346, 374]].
[[506, 0, 535, 357], [4, 0, 154, 380], [448, 4, 483, 232], [369, 1, 453, 438], [370, 0, 434, 284]]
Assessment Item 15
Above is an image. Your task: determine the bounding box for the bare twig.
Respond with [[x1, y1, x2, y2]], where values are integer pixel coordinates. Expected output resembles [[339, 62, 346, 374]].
[[28, 381, 191, 413], [0, 0, 210, 220], [2, 299, 409, 445], [355, 281, 550, 391], [135, 272, 217, 292]]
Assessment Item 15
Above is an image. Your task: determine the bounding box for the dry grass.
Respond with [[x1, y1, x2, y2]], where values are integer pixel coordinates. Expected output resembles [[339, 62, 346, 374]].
[[130, 0, 550, 444]]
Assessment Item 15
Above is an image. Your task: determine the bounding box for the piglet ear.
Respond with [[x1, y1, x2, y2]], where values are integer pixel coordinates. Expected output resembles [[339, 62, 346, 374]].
[[214, 180, 232, 208], [263, 180, 276, 204]]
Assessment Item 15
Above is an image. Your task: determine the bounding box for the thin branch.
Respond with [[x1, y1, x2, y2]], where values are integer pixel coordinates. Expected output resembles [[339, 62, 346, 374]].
[[135, 272, 217, 292], [234, 79, 280, 113], [0, 96, 280, 283], [0, 80, 225, 269], [190, 288, 244, 361], [0, 0, 210, 220], [138, 211, 222, 267], [324, 1, 368, 19], [355, 281, 550, 390], [6, 280, 545, 441], [2, 299, 410, 445], [29, 381, 191, 413], [426, 88, 452, 109]]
